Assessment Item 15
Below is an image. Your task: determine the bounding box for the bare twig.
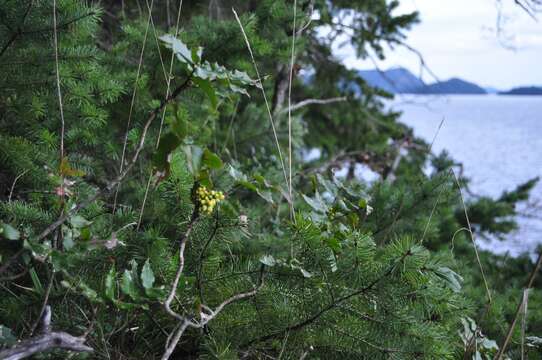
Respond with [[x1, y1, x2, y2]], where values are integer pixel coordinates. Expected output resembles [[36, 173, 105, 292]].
[[8, 170, 29, 202], [162, 265, 265, 360], [163, 208, 200, 322], [279, 96, 347, 114], [29, 270, 54, 336], [0, 306, 93, 360]]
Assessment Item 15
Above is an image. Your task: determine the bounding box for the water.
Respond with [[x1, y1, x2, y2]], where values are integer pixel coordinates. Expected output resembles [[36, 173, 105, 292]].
[[392, 95, 542, 256]]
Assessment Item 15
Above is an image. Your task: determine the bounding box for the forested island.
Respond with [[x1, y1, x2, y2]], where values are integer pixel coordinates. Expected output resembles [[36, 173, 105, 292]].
[[0, 1, 541, 359], [499, 86, 542, 95]]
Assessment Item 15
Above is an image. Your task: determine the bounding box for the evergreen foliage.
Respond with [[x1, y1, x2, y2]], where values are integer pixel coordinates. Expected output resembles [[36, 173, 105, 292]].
[[0, 1, 540, 359]]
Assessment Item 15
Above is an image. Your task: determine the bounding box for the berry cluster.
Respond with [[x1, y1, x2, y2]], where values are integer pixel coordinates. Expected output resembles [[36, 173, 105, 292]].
[[197, 186, 225, 215]]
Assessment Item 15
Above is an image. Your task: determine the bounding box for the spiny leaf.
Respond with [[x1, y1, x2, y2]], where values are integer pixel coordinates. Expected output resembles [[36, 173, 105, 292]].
[[105, 266, 116, 301], [121, 269, 140, 301], [202, 148, 223, 170], [141, 259, 155, 290], [160, 34, 193, 64], [0, 223, 20, 241], [193, 77, 217, 109]]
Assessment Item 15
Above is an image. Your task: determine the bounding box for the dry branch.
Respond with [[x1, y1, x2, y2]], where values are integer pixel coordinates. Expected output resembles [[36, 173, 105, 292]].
[[0, 306, 93, 360]]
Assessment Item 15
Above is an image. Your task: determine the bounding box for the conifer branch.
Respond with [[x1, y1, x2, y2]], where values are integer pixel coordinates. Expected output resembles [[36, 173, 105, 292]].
[[0, 1, 32, 58], [244, 250, 411, 347], [137, 0, 184, 227], [113, 0, 154, 214], [36, 76, 193, 243]]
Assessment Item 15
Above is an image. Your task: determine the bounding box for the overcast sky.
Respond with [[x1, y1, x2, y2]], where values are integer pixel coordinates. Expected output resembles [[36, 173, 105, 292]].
[[338, 0, 542, 89]]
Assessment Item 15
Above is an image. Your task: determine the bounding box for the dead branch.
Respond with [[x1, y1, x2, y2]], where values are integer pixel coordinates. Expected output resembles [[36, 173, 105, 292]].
[[279, 96, 347, 114], [0, 306, 93, 360], [160, 199, 265, 359]]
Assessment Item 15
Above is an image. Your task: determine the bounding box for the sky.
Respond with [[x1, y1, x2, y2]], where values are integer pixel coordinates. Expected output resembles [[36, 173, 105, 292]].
[[336, 0, 542, 89]]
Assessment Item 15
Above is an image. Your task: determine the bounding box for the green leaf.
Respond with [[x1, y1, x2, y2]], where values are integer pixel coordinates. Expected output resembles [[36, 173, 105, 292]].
[[299, 268, 312, 278], [144, 286, 166, 300], [228, 165, 248, 182], [324, 235, 341, 252], [197, 169, 213, 188], [183, 145, 203, 176], [0, 325, 16, 347], [121, 269, 139, 301], [114, 300, 140, 310], [29, 267, 43, 294], [160, 34, 193, 64], [302, 193, 327, 213], [1, 223, 20, 240], [202, 148, 223, 169], [70, 215, 92, 229], [79, 282, 101, 303], [191, 46, 203, 64], [238, 180, 257, 192], [63, 228, 75, 250], [141, 259, 155, 290], [256, 189, 274, 204], [434, 266, 463, 293], [192, 77, 217, 109], [153, 132, 183, 173], [260, 255, 276, 267], [105, 266, 116, 301]]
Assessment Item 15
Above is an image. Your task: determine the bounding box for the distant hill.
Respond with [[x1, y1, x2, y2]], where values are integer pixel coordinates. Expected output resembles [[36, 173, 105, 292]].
[[412, 78, 487, 95], [484, 86, 500, 94], [499, 86, 542, 95], [358, 68, 487, 94], [358, 67, 425, 94]]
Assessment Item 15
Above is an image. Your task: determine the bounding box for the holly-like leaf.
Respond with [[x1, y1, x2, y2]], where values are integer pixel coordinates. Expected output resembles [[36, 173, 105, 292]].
[[192, 77, 217, 109], [121, 269, 139, 301], [63, 228, 75, 250], [160, 34, 193, 64], [202, 148, 223, 169], [302, 192, 327, 213], [260, 255, 276, 267], [256, 189, 274, 204], [183, 145, 203, 176], [191, 46, 203, 64], [141, 259, 155, 290], [0, 223, 20, 241], [153, 132, 183, 174], [70, 215, 92, 229], [434, 266, 463, 293], [0, 325, 16, 347], [105, 266, 117, 301]]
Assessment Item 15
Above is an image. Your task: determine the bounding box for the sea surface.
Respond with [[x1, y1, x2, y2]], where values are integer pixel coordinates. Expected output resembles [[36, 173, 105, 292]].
[[392, 95, 542, 256]]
